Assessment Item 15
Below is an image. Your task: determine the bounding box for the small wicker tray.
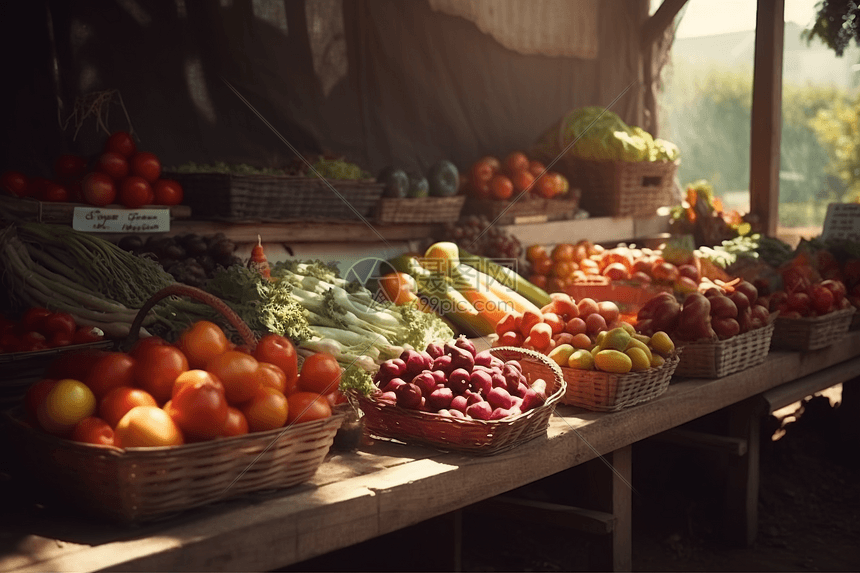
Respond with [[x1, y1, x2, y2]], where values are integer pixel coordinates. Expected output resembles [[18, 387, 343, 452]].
[[771, 307, 855, 351], [164, 172, 384, 222], [674, 323, 775, 379], [353, 347, 566, 456], [563, 158, 678, 218], [3, 407, 343, 523], [559, 353, 680, 412], [462, 192, 581, 225], [375, 195, 466, 224]]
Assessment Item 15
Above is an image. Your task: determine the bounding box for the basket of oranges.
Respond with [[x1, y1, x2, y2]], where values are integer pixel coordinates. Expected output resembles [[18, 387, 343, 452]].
[[3, 284, 344, 523]]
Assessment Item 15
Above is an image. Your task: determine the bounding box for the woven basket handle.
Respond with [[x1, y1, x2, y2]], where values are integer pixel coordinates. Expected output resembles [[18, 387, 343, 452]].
[[127, 284, 258, 350]]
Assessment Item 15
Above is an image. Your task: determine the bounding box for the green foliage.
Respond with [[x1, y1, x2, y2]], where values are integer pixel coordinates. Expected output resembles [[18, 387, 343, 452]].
[[662, 58, 855, 226], [803, 0, 860, 57]]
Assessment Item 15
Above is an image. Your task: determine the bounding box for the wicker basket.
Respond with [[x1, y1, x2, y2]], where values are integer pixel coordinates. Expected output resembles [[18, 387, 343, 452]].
[[674, 323, 775, 379], [559, 353, 680, 412], [771, 307, 855, 351], [353, 347, 566, 456], [164, 172, 384, 222], [3, 407, 343, 523], [462, 191, 581, 225], [562, 157, 678, 218], [375, 195, 466, 224], [2, 284, 344, 523], [0, 340, 115, 410]]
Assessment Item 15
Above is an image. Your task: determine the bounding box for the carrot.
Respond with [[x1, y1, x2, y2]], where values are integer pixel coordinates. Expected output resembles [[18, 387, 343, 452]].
[[248, 235, 271, 280]]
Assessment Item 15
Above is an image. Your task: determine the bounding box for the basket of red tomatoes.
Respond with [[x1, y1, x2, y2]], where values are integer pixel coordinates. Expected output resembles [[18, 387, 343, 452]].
[[3, 284, 344, 523]]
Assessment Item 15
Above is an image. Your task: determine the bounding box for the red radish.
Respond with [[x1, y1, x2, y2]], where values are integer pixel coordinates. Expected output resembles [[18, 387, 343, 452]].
[[248, 235, 271, 280], [466, 401, 493, 420]]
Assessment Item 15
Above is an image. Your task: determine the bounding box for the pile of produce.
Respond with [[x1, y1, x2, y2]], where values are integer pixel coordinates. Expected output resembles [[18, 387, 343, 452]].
[[385, 241, 551, 339], [169, 156, 372, 181], [23, 315, 339, 448], [370, 338, 550, 421], [532, 106, 680, 164], [115, 232, 242, 288], [0, 307, 106, 353], [491, 292, 675, 374], [462, 151, 570, 201], [377, 159, 460, 199], [1, 130, 183, 208], [668, 179, 754, 248], [635, 279, 771, 342]]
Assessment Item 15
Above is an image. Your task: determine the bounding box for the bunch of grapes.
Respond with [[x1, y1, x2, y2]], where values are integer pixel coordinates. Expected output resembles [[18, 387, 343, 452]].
[[443, 215, 524, 263]]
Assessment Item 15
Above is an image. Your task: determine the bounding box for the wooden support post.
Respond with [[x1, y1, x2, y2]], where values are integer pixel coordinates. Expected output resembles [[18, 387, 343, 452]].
[[723, 398, 761, 546], [586, 446, 633, 572]]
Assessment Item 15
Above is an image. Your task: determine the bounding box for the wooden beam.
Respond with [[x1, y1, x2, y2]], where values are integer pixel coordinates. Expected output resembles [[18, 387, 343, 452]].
[[760, 356, 860, 415], [641, 0, 688, 48], [650, 428, 748, 456], [749, 0, 785, 237], [472, 497, 616, 535]]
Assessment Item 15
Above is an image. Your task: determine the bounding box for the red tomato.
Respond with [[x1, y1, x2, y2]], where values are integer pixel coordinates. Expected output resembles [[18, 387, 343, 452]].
[[130, 152, 162, 183], [241, 386, 289, 432], [114, 405, 184, 447], [206, 350, 262, 404], [504, 151, 530, 175], [152, 179, 184, 206], [297, 352, 341, 395], [18, 331, 48, 352], [220, 406, 249, 437], [129, 335, 170, 357], [48, 331, 74, 348], [24, 378, 58, 424], [99, 386, 158, 428], [81, 172, 117, 206], [257, 361, 289, 394], [169, 375, 229, 441], [133, 343, 189, 404], [104, 131, 137, 158], [810, 284, 835, 315], [53, 154, 88, 181], [95, 151, 130, 181], [118, 176, 154, 208], [286, 391, 332, 425], [21, 307, 52, 332], [42, 182, 69, 202], [27, 177, 51, 200], [72, 325, 105, 344], [1, 170, 28, 197], [173, 369, 225, 397], [70, 416, 115, 446], [253, 334, 299, 391], [42, 311, 77, 338], [489, 174, 514, 200], [176, 320, 230, 369], [84, 352, 137, 399]]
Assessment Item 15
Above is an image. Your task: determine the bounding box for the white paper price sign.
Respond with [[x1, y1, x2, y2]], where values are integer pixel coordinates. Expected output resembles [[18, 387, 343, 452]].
[[72, 207, 170, 233], [822, 203, 860, 243]]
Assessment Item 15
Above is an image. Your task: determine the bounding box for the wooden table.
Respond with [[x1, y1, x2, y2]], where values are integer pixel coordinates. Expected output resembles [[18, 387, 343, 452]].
[[3, 332, 860, 573]]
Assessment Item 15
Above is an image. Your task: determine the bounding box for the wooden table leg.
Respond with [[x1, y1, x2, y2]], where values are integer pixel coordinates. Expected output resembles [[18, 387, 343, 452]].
[[723, 397, 760, 546], [586, 445, 633, 572]]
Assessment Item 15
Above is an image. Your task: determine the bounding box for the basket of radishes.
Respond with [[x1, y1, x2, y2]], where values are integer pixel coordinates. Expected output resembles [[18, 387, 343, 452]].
[[351, 339, 565, 455]]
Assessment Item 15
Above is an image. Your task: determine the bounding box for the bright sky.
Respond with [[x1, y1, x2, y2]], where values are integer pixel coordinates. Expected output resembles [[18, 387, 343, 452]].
[[654, 0, 819, 39]]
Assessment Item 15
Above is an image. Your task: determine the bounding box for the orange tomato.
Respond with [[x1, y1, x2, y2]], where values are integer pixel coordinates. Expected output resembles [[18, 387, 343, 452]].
[[551, 243, 576, 262], [220, 406, 249, 437], [70, 416, 115, 446], [83, 352, 136, 399], [511, 170, 535, 193], [531, 256, 554, 276], [528, 159, 546, 177], [129, 335, 170, 357], [170, 375, 229, 441], [552, 260, 576, 280], [528, 274, 549, 289], [176, 320, 230, 369], [297, 352, 342, 395], [133, 343, 189, 404], [504, 151, 530, 174], [99, 386, 157, 428], [242, 386, 289, 432], [534, 175, 558, 198], [172, 369, 225, 396], [37, 379, 97, 436], [258, 361, 290, 395], [253, 334, 299, 393], [526, 244, 549, 264], [114, 406, 184, 448], [286, 391, 332, 425], [489, 174, 514, 200], [377, 272, 417, 305], [205, 350, 262, 404]]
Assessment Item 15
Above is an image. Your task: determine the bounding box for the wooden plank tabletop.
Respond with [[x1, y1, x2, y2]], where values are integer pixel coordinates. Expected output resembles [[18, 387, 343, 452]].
[[3, 331, 860, 573]]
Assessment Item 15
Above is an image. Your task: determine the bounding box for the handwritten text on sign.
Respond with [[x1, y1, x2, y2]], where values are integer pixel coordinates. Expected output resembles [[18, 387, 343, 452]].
[[72, 207, 170, 233], [822, 203, 860, 243]]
